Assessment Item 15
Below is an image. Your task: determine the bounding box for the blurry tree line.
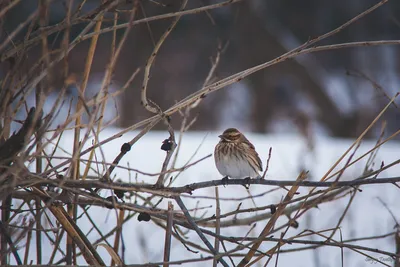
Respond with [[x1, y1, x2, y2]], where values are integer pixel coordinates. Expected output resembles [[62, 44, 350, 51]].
[[1, 0, 400, 138]]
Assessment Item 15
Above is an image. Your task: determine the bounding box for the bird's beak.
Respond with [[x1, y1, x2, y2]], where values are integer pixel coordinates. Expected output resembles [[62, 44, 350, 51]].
[[218, 135, 223, 139]]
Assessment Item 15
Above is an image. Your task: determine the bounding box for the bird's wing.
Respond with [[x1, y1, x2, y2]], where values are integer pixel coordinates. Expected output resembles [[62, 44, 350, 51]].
[[242, 136, 263, 172], [256, 152, 263, 172]]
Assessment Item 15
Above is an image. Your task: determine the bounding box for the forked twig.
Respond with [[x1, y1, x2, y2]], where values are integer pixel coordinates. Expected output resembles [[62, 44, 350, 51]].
[[238, 171, 308, 266], [175, 196, 229, 267]]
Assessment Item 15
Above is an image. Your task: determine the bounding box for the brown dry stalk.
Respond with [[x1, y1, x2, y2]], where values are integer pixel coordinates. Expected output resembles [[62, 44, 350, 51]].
[[163, 201, 174, 267], [67, 3, 105, 264], [320, 93, 399, 182], [1, 0, 399, 266], [111, 209, 125, 266], [31, 187, 105, 266], [77, 3, 108, 182]]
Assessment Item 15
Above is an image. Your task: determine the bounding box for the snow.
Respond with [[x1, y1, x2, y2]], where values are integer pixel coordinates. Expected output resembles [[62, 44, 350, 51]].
[[14, 128, 400, 266]]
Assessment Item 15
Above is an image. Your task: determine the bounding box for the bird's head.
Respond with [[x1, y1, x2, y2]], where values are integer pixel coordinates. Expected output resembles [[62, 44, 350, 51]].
[[218, 128, 242, 142]]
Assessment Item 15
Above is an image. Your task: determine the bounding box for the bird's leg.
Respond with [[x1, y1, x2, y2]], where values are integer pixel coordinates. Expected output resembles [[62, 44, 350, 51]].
[[243, 177, 251, 189], [221, 176, 229, 187]]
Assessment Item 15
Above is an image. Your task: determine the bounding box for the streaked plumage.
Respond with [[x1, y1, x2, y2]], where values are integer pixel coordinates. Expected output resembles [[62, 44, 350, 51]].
[[214, 128, 263, 179]]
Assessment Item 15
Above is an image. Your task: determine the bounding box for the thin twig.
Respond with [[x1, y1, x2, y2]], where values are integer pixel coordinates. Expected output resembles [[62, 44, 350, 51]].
[[141, 0, 188, 114], [261, 147, 272, 179], [213, 187, 221, 267]]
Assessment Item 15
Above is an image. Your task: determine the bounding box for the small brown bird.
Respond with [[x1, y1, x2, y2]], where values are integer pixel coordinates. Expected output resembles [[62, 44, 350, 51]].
[[214, 128, 263, 180]]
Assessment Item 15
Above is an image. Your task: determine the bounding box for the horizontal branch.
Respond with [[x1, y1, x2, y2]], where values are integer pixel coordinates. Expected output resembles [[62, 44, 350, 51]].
[[11, 181, 346, 228], [21, 176, 400, 196]]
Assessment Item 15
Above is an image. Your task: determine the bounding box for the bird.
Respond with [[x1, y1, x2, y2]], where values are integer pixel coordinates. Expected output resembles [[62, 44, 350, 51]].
[[214, 128, 263, 184]]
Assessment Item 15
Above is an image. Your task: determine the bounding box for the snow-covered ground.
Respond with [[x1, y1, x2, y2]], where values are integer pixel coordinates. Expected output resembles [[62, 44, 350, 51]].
[[17, 128, 400, 266]]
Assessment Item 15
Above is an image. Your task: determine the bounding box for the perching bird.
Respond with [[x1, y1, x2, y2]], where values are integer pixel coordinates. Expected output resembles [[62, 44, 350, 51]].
[[214, 128, 263, 181]]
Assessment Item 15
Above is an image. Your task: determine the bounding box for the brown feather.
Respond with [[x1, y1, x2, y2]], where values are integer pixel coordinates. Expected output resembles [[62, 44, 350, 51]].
[[215, 128, 263, 178]]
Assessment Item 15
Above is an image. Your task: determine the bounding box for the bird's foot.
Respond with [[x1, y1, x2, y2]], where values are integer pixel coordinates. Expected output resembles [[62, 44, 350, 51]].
[[242, 177, 251, 189], [221, 176, 229, 187]]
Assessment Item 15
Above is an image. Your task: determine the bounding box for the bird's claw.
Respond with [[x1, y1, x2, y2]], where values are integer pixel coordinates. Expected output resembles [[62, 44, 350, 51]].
[[242, 177, 251, 189], [222, 176, 229, 187]]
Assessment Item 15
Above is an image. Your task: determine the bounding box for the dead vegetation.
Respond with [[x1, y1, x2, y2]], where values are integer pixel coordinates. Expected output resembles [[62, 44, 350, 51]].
[[0, 0, 400, 266]]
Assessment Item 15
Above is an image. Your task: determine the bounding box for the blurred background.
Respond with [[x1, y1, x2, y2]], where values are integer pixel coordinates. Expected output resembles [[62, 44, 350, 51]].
[[1, 0, 400, 138]]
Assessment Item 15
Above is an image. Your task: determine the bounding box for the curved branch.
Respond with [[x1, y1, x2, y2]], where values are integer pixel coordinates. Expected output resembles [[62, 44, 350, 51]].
[[141, 0, 188, 114]]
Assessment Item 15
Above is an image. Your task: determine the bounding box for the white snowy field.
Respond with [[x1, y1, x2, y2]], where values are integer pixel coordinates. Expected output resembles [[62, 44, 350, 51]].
[[16, 128, 400, 266]]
